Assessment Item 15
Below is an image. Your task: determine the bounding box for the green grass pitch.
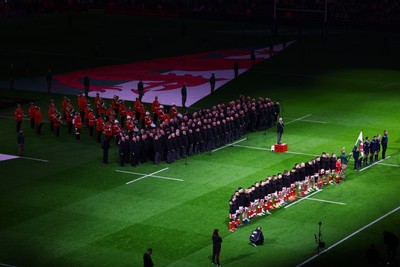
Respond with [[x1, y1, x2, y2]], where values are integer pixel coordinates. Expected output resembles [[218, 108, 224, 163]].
[[0, 14, 399, 267]]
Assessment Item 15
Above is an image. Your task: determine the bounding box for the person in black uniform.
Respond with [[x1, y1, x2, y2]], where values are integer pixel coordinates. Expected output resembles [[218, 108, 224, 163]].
[[118, 136, 125, 167], [181, 83, 187, 108], [138, 79, 144, 102], [381, 130, 388, 159], [46, 68, 53, 94], [102, 137, 110, 164], [130, 136, 141, 167], [143, 248, 154, 267], [209, 73, 216, 94], [233, 61, 239, 78], [249, 226, 264, 247], [212, 229, 222, 266], [369, 136, 378, 164], [277, 117, 284, 144], [363, 137, 370, 167], [83, 73, 90, 98], [153, 134, 162, 165]]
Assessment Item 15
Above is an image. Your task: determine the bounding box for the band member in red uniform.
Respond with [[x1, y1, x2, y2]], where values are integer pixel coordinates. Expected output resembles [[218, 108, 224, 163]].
[[87, 108, 95, 137], [97, 98, 106, 118], [35, 106, 43, 135], [144, 111, 152, 129], [28, 102, 37, 129], [14, 103, 24, 132], [48, 101, 56, 132], [74, 112, 82, 140], [103, 121, 113, 141], [126, 107, 134, 120], [119, 100, 127, 128], [77, 92, 87, 121], [94, 92, 100, 115], [95, 116, 104, 143], [134, 97, 142, 122], [53, 111, 62, 137], [66, 103, 74, 134], [171, 104, 179, 118], [151, 96, 159, 123], [62, 96, 69, 119], [112, 95, 120, 119]]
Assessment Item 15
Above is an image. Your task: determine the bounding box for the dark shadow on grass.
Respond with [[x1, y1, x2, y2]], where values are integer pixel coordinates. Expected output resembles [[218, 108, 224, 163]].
[[220, 252, 254, 265]]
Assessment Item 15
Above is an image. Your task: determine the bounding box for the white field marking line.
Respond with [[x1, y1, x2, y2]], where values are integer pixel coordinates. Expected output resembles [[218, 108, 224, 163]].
[[360, 156, 391, 172], [299, 119, 327, 124], [211, 138, 247, 152], [284, 117, 327, 124], [285, 114, 312, 125], [233, 144, 270, 151], [116, 169, 183, 182], [382, 80, 399, 88], [124, 168, 169, 185], [284, 189, 322, 209], [19, 156, 49, 163], [296, 205, 400, 267], [0, 263, 17, 267], [301, 197, 346, 205], [380, 163, 400, 168], [233, 144, 319, 157]]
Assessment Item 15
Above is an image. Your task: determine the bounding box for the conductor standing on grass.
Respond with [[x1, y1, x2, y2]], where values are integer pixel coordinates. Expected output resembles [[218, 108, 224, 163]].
[[143, 248, 154, 267], [212, 229, 222, 266], [209, 73, 216, 95], [277, 117, 284, 144], [339, 149, 352, 181]]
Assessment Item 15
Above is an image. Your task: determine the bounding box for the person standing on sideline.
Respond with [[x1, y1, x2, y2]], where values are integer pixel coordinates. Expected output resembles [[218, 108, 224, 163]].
[[102, 137, 110, 164], [14, 103, 24, 132], [181, 83, 187, 108], [363, 136, 370, 167], [209, 73, 216, 95], [17, 130, 25, 156], [46, 68, 53, 94], [212, 229, 222, 266], [233, 61, 239, 78], [383, 231, 398, 263], [250, 50, 256, 67], [381, 130, 388, 159], [352, 145, 361, 171], [339, 149, 352, 181], [83, 73, 90, 98], [138, 79, 144, 102], [143, 248, 154, 267], [276, 117, 284, 144]]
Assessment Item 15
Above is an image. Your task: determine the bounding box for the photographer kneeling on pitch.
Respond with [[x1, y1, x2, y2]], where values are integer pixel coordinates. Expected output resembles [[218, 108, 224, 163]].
[[249, 226, 264, 247]]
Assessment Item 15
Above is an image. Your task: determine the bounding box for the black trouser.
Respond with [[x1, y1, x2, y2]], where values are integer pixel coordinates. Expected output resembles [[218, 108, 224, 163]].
[[16, 121, 22, 132], [212, 246, 221, 265], [55, 126, 60, 137], [382, 145, 387, 159], [103, 149, 109, 163], [97, 131, 102, 143], [30, 118, 35, 129], [37, 123, 43, 135]]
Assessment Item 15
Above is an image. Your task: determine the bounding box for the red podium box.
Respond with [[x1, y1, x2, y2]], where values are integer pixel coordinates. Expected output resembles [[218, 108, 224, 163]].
[[274, 143, 288, 153]]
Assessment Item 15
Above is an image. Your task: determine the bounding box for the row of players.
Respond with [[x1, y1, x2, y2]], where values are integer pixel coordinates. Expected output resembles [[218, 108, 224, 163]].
[[228, 152, 348, 232]]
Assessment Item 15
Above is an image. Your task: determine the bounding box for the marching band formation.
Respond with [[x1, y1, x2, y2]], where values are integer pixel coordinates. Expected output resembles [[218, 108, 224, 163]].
[[14, 93, 281, 166]]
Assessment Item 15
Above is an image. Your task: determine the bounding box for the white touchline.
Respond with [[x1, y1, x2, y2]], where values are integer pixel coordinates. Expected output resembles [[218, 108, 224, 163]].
[[300, 119, 327, 124], [380, 163, 400, 168], [360, 156, 391, 172], [286, 114, 312, 125], [19, 156, 49, 163], [0, 263, 18, 267], [296, 206, 400, 267], [284, 190, 322, 209], [302, 197, 346, 205], [125, 167, 169, 185], [116, 169, 183, 181], [212, 138, 247, 152]]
